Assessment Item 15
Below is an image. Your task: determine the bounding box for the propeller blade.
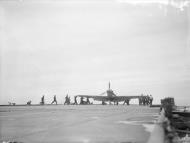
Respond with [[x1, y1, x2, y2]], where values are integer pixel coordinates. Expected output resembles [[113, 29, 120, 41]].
[[99, 92, 106, 96]]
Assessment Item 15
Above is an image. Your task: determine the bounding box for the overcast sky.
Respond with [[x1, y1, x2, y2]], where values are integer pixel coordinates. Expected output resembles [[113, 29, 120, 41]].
[[0, 0, 190, 105]]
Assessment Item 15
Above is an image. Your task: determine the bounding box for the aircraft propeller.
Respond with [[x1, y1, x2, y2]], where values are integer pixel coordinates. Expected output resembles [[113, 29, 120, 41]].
[[99, 91, 106, 96]]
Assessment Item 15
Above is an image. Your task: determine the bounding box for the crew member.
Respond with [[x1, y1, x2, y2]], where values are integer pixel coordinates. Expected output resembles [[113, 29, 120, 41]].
[[41, 95, 45, 105], [27, 100, 31, 105], [80, 97, 84, 105], [86, 97, 90, 104], [149, 95, 153, 106], [74, 96, 78, 105], [51, 95, 57, 105]]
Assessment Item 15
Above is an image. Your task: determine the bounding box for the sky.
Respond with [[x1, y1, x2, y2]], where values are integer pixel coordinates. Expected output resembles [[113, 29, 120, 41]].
[[0, 0, 190, 105]]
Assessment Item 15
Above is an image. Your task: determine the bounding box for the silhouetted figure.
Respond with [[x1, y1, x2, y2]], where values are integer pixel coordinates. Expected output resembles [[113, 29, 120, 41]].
[[8, 102, 16, 106], [80, 97, 84, 105], [86, 97, 90, 104], [74, 96, 78, 105], [51, 95, 57, 105], [149, 95, 153, 106], [139, 94, 143, 105], [40, 95, 45, 105], [142, 96, 146, 105], [64, 95, 68, 105], [64, 94, 70, 105], [146, 95, 150, 105], [127, 99, 130, 105], [27, 100, 32, 105], [123, 99, 130, 105], [68, 96, 71, 104]]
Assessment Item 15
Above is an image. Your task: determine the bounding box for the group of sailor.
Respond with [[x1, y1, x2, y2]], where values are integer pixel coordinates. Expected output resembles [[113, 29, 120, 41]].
[[24, 94, 153, 106], [139, 94, 153, 106], [34, 95, 92, 105], [64, 96, 92, 105]]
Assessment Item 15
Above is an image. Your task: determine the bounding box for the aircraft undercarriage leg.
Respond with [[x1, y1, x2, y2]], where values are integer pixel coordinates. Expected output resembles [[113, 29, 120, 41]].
[[114, 101, 118, 105], [102, 101, 106, 105]]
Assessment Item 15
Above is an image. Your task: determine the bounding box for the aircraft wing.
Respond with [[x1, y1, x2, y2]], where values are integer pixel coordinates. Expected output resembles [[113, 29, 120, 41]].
[[113, 95, 141, 102], [77, 95, 109, 101]]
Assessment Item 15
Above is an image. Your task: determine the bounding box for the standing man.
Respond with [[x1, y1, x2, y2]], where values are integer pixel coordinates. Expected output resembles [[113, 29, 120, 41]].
[[74, 96, 78, 105], [80, 97, 84, 105], [149, 95, 153, 106], [51, 95, 57, 105], [64, 95, 68, 105], [86, 97, 90, 105], [123, 99, 129, 105], [41, 95, 45, 105], [126, 99, 130, 105]]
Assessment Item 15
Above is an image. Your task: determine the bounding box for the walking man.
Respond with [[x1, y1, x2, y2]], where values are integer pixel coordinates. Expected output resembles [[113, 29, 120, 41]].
[[51, 95, 57, 105]]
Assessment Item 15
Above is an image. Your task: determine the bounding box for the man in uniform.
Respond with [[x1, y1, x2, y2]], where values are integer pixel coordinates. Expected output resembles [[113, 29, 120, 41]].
[[149, 95, 153, 106], [86, 97, 90, 104], [80, 97, 84, 105], [123, 99, 130, 105], [27, 100, 32, 105], [74, 96, 78, 105], [41, 95, 45, 105], [51, 95, 57, 105], [64, 95, 68, 105]]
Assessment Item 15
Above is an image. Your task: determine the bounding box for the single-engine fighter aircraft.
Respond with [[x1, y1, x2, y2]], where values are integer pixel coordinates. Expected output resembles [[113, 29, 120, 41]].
[[76, 82, 141, 105]]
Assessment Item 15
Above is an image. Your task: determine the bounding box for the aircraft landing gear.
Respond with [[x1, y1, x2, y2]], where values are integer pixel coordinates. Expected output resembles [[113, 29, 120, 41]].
[[102, 101, 106, 105]]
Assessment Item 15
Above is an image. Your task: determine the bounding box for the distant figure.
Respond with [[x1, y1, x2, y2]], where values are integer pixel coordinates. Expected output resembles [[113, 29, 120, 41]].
[[149, 95, 153, 106], [27, 100, 32, 105], [86, 97, 90, 104], [139, 94, 143, 105], [40, 95, 45, 105], [68, 96, 71, 104], [123, 99, 130, 105], [127, 99, 130, 105], [8, 102, 16, 106], [51, 95, 57, 105], [80, 97, 84, 105], [144, 95, 148, 105], [64, 95, 68, 105], [64, 94, 70, 105], [142, 96, 146, 105], [74, 96, 78, 105]]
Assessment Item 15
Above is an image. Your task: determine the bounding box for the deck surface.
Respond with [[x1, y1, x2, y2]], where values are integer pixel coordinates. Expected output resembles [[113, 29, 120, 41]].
[[0, 105, 159, 143]]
